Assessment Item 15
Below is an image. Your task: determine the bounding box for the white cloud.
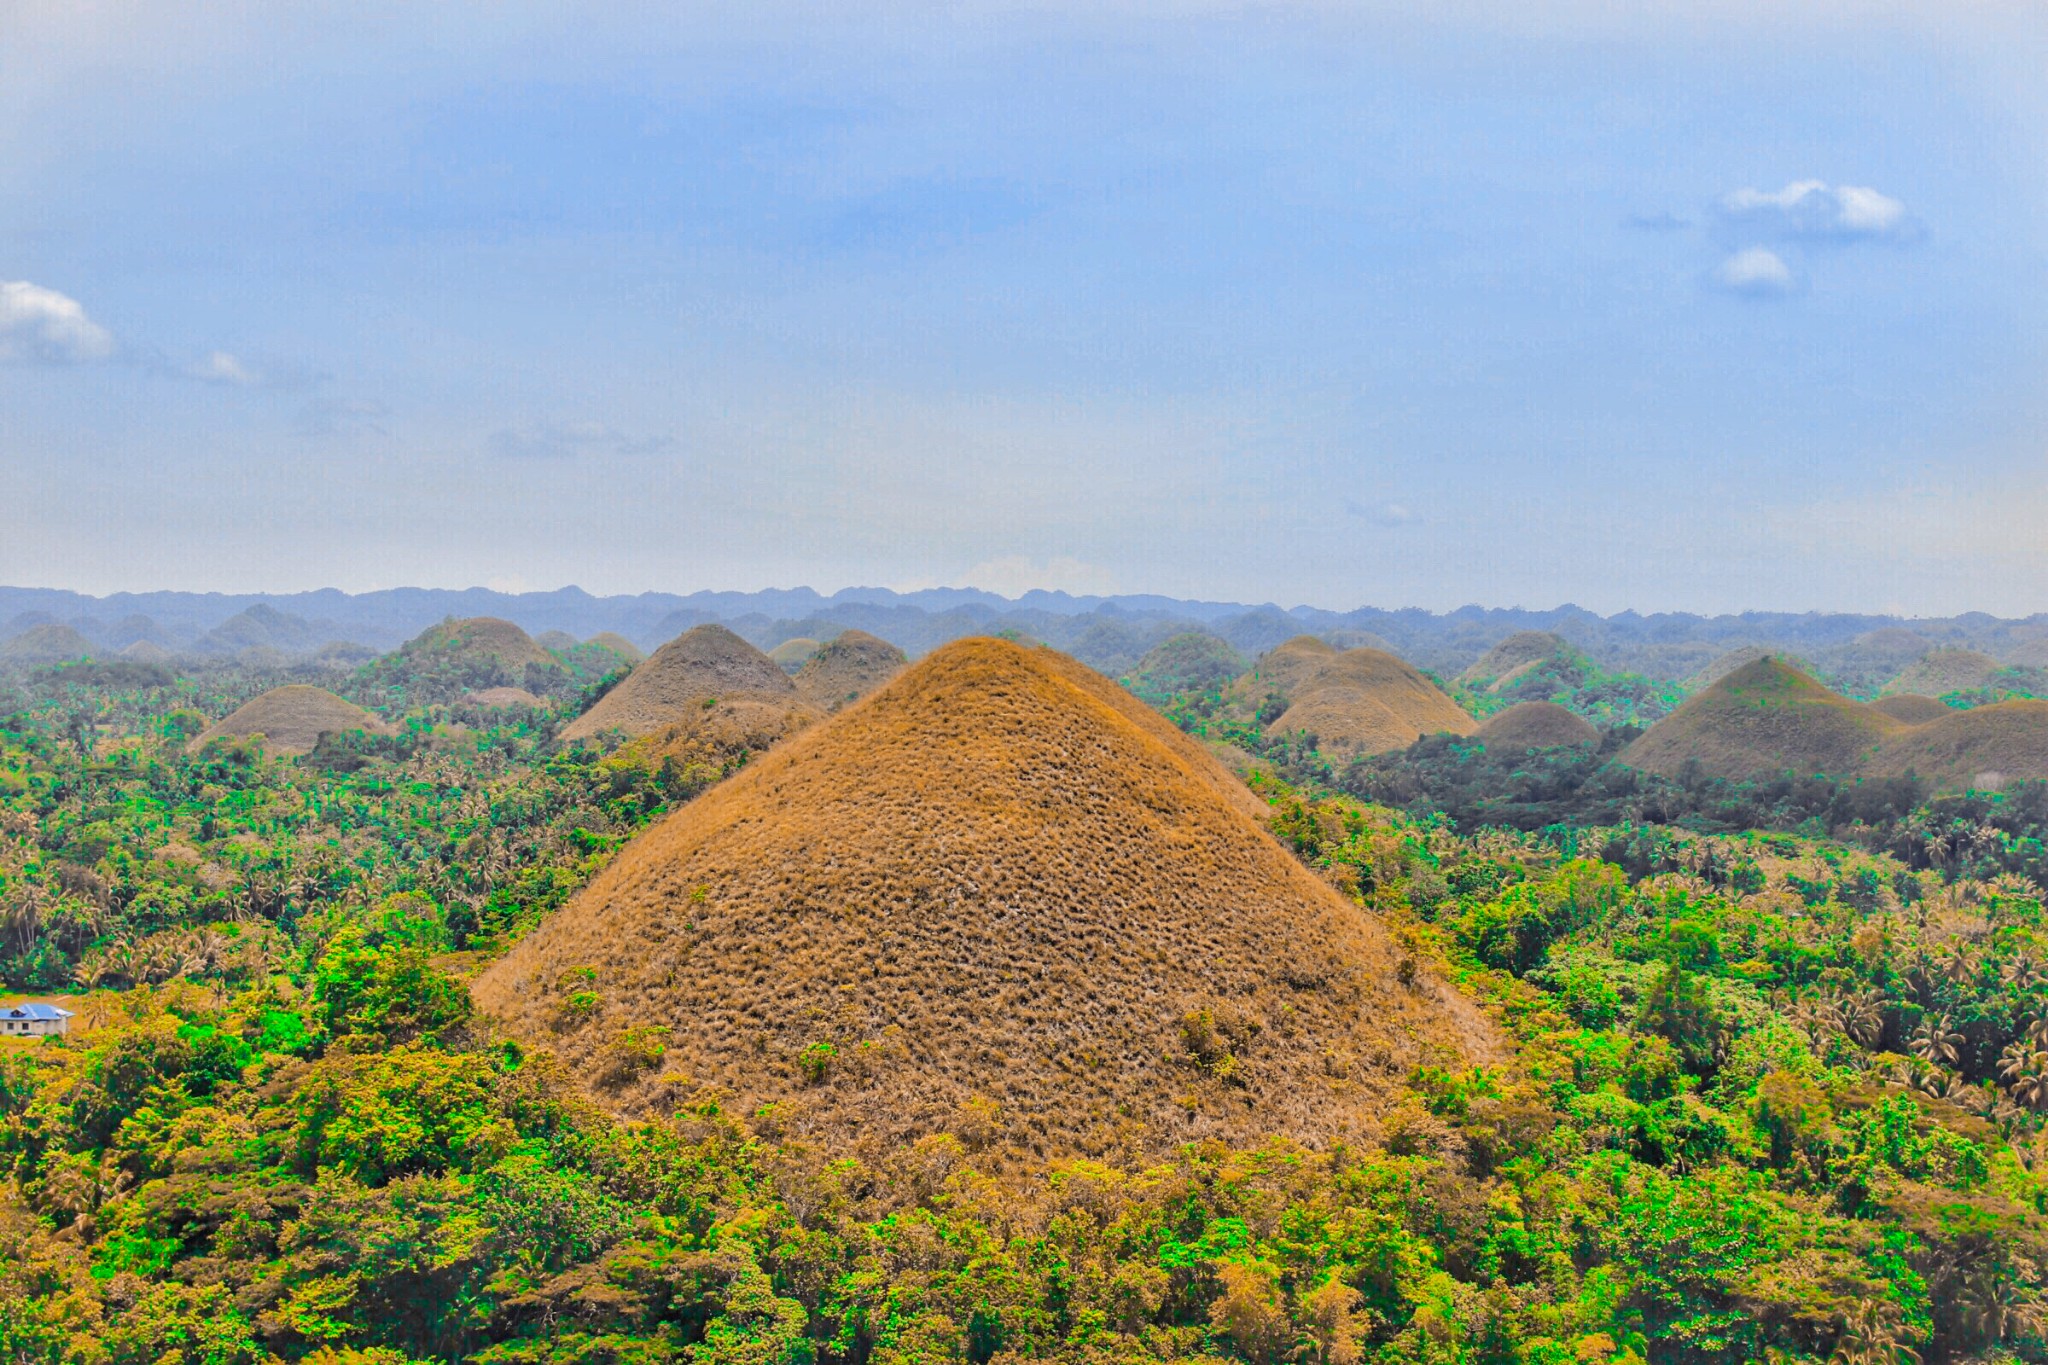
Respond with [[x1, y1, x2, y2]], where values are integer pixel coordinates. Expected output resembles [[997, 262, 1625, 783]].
[[1718, 179, 1913, 241], [0, 280, 116, 363], [186, 350, 257, 385], [488, 419, 676, 459], [1346, 498, 1420, 526], [1710, 246, 1797, 297]]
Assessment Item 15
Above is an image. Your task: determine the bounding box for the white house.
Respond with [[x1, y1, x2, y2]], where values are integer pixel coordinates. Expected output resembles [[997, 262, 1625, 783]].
[[1, 1003, 72, 1037]]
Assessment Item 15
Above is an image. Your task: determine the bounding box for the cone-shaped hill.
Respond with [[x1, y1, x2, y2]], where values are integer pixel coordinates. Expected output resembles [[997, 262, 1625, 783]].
[[1219, 635, 1335, 718], [1128, 632, 1246, 699], [1871, 695, 1951, 726], [474, 638, 1491, 1157], [563, 625, 797, 741], [1268, 649, 1477, 757], [769, 638, 822, 672], [189, 685, 391, 756], [403, 617, 555, 673], [1864, 700, 2048, 792], [1, 623, 94, 664], [1684, 645, 1817, 693], [588, 632, 646, 665], [1475, 701, 1599, 749], [1886, 649, 2002, 697], [1459, 631, 1567, 688], [1622, 658, 1898, 781], [793, 630, 908, 712]]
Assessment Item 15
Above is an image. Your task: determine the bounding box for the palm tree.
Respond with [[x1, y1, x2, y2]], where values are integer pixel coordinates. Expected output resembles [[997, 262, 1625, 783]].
[[1960, 1266, 2046, 1345], [1830, 1298, 1920, 1365], [1909, 1015, 1964, 1068]]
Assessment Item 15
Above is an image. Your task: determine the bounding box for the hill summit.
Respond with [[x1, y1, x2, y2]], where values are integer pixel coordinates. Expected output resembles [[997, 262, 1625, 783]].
[[189, 685, 390, 756], [563, 624, 798, 741], [1269, 648, 1476, 757], [792, 629, 908, 712], [475, 637, 1489, 1158], [1623, 657, 1897, 781]]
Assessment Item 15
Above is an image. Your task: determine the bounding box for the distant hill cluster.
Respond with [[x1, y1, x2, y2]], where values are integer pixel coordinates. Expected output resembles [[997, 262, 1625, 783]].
[[6, 582, 2048, 687]]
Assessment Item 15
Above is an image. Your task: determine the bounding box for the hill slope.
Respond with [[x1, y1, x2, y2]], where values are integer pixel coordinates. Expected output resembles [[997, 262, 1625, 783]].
[[793, 630, 908, 712], [1459, 631, 1568, 688], [1, 624, 94, 664], [189, 686, 390, 756], [475, 638, 1489, 1158], [1871, 695, 1951, 726], [1475, 701, 1600, 749], [1622, 658, 1898, 780], [1886, 649, 2003, 697], [563, 625, 797, 741], [1268, 648, 1477, 757], [1864, 700, 2048, 792]]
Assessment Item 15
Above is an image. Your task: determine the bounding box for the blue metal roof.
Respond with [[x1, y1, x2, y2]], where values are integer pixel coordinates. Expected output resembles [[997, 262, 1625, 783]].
[[4, 1004, 71, 1020]]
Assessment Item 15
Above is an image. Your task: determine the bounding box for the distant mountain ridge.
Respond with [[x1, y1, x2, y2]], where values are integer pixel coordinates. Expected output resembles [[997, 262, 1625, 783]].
[[3, 584, 2046, 679]]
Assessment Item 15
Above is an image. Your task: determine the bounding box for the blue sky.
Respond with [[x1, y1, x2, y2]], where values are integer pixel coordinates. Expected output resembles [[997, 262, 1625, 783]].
[[2, 1, 2044, 614]]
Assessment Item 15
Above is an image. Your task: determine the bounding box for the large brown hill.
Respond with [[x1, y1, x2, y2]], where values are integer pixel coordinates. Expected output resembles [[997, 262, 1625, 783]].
[[1622, 658, 1898, 781], [1864, 700, 2048, 792], [1475, 701, 1599, 749], [793, 630, 908, 713], [1268, 649, 1477, 757], [1218, 635, 1335, 720], [189, 686, 391, 756], [588, 633, 646, 665], [474, 638, 1490, 1159], [402, 617, 555, 673], [1, 624, 94, 664], [563, 625, 797, 741]]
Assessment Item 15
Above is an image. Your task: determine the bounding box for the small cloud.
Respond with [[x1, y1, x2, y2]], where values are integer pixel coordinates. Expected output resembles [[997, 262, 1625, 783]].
[[1627, 211, 1691, 232], [0, 280, 116, 364], [296, 397, 388, 439], [488, 419, 676, 460], [1718, 179, 1916, 243], [186, 350, 258, 385], [1346, 499, 1421, 527], [1710, 247, 1798, 298]]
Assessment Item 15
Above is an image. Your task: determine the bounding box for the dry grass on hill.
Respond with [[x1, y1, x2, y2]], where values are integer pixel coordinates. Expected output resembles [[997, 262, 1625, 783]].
[[1268, 648, 1477, 758], [1, 624, 94, 664], [1218, 635, 1335, 718], [626, 698, 825, 773], [402, 617, 555, 672], [1886, 649, 2003, 697], [1865, 700, 2048, 792], [1622, 658, 1898, 781], [769, 638, 822, 671], [189, 685, 391, 756], [793, 629, 908, 712], [1683, 645, 1818, 693], [474, 637, 1493, 1162], [1458, 631, 1566, 688], [1475, 701, 1599, 749], [589, 632, 646, 665], [465, 687, 543, 709], [563, 625, 797, 741], [1871, 694, 1952, 726]]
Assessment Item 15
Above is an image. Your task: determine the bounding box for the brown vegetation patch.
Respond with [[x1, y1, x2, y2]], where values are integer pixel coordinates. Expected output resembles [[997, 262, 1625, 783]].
[[1622, 658, 1898, 781], [769, 637, 822, 671], [474, 637, 1489, 1161], [465, 687, 544, 709], [1474, 701, 1599, 750], [1864, 699, 2048, 792], [400, 617, 555, 672], [1268, 649, 1477, 757], [1, 623, 93, 664], [563, 625, 796, 741], [1885, 648, 2002, 697], [189, 685, 392, 757], [1870, 694, 1951, 726], [1458, 631, 1566, 688], [793, 630, 908, 712]]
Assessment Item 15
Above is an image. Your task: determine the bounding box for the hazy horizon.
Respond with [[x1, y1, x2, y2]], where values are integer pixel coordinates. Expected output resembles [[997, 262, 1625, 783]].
[[5, 1, 2045, 615]]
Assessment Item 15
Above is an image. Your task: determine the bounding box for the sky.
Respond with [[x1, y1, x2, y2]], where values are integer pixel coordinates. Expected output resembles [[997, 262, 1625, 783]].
[[2, 1, 2045, 616]]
